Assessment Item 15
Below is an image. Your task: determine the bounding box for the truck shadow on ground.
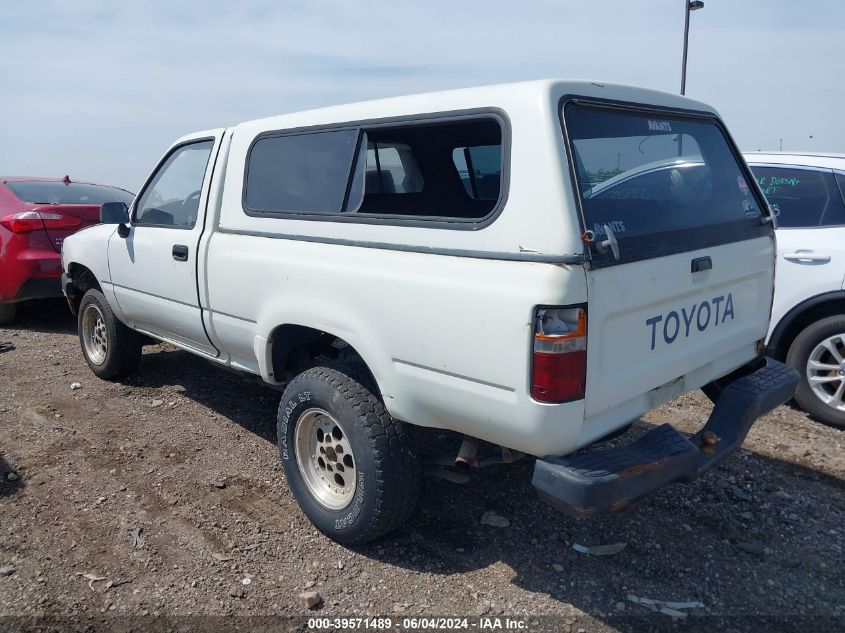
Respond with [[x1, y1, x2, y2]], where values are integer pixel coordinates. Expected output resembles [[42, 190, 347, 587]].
[[134, 346, 844, 627], [379, 459, 842, 624], [133, 345, 281, 443]]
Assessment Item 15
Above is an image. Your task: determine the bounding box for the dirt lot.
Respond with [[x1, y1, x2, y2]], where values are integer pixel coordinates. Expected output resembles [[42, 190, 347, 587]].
[[1, 300, 843, 632]]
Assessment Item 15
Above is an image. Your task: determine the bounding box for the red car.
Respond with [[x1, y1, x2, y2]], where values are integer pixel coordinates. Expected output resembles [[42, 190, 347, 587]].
[[0, 176, 134, 324]]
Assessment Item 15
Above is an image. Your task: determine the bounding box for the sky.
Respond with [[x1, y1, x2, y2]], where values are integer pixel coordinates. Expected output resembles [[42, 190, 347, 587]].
[[1, 0, 843, 191]]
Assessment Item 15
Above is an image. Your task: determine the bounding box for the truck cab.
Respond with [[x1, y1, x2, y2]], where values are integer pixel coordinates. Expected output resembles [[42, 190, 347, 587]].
[[62, 80, 798, 544]]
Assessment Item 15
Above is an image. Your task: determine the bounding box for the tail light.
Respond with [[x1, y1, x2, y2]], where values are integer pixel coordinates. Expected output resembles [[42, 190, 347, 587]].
[[0, 211, 81, 233], [531, 306, 587, 403]]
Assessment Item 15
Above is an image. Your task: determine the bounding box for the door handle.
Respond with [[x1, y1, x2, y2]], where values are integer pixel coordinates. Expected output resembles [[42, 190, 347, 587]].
[[783, 251, 831, 263], [691, 256, 712, 273], [172, 244, 189, 261]]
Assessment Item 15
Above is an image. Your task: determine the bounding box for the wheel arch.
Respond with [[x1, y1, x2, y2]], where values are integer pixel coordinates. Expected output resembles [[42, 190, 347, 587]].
[[65, 263, 103, 315], [768, 290, 845, 360], [262, 322, 382, 394]]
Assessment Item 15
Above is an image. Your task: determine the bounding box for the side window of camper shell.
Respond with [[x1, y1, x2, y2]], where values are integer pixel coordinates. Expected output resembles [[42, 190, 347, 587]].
[[243, 115, 504, 223]]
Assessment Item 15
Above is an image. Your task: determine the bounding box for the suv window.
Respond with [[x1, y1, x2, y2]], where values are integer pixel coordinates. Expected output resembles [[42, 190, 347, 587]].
[[5, 181, 134, 206], [564, 104, 767, 266], [243, 116, 504, 222], [136, 140, 214, 228], [750, 166, 845, 228]]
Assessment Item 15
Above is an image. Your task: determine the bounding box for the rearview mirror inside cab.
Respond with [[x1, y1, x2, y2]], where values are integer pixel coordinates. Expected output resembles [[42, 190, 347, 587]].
[[100, 201, 129, 225]]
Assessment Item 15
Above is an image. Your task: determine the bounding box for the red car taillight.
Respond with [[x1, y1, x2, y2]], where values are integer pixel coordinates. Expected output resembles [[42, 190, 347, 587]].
[[0, 211, 81, 233], [531, 306, 587, 403]]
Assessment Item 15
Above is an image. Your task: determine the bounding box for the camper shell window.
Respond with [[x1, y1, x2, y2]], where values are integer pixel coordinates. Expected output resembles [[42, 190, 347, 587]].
[[243, 114, 505, 225]]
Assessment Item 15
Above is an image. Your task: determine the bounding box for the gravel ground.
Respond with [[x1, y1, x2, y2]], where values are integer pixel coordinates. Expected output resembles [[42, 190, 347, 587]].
[[0, 300, 843, 632]]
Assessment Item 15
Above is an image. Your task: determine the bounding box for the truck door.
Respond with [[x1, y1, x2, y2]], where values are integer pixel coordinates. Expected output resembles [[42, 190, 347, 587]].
[[108, 133, 222, 355], [562, 101, 776, 419]]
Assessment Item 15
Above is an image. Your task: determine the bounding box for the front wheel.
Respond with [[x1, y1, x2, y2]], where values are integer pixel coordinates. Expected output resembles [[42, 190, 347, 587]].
[[787, 315, 845, 429], [78, 289, 142, 380], [277, 363, 420, 544]]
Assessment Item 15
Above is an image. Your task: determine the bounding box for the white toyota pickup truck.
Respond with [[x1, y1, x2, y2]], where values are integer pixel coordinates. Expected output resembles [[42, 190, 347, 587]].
[[62, 80, 798, 544]]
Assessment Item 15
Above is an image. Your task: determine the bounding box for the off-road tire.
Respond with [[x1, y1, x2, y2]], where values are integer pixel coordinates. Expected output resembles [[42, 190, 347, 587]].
[[78, 289, 142, 380], [787, 315, 845, 429], [0, 302, 17, 326], [277, 362, 421, 544]]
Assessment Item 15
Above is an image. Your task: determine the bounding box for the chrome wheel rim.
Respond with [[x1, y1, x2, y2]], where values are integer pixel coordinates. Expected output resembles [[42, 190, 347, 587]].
[[81, 304, 108, 365], [806, 333, 845, 412], [294, 408, 356, 510]]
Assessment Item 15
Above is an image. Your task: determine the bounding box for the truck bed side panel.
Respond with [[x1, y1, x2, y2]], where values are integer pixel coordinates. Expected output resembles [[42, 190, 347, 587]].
[[205, 231, 589, 456]]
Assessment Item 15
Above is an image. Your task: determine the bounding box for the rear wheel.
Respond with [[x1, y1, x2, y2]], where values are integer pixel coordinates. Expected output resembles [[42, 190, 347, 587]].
[[0, 302, 17, 326], [277, 363, 420, 544], [78, 289, 142, 380], [787, 316, 845, 429]]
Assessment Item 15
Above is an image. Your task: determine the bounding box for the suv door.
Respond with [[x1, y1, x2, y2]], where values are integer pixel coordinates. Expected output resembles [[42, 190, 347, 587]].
[[747, 163, 845, 333], [108, 135, 221, 355]]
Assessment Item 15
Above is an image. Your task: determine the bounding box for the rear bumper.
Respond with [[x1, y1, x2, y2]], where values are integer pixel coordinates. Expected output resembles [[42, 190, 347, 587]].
[[0, 244, 62, 303], [13, 277, 63, 302], [532, 357, 798, 517]]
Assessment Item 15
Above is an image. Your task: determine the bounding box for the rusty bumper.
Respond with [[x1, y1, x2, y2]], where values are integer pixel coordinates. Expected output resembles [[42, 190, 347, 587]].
[[532, 357, 799, 518]]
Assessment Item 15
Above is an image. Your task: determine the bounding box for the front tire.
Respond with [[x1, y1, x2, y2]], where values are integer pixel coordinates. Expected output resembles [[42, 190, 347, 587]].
[[787, 315, 845, 429], [277, 363, 420, 544], [0, 302, 17, 326], [78, 289, 141, 380]]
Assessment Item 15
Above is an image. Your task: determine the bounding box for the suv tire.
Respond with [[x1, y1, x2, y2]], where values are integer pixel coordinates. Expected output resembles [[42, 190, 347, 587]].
[[277, 362, 420, 544], [0, 302, 17, 326], [787, 315, 845, 429], [78, 289, 142, 380]]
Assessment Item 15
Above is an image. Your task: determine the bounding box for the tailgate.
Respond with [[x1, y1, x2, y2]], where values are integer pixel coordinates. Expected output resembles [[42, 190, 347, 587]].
[[562, 100, 776, 418], [584, 237, 773, 416]]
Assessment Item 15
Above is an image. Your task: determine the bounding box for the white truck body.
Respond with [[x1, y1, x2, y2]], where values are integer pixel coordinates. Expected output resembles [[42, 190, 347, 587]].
[[62, 80, 799, 540], [62, 80, 776, 457]]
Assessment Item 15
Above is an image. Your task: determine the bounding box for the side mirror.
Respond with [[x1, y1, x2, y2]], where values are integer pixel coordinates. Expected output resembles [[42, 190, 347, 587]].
[[100, 201, 130, 238], [100, 201, 129, 224]]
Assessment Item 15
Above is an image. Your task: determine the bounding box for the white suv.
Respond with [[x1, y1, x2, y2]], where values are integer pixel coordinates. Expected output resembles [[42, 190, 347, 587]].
[[745, 153, 845, 428]]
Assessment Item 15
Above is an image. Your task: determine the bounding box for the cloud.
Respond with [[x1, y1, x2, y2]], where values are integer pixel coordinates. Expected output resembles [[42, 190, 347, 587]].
[[1, 0, 842, 188]]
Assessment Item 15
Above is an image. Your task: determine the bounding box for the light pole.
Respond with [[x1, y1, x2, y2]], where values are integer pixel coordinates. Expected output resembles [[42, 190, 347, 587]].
[[681, 0, 704, 95]]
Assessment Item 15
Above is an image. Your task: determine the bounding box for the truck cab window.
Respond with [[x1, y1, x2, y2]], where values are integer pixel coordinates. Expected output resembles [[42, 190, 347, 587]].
[[452, 145, 502, 201], [135, 140, 214, 228], [365, 142, 424, 194]]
